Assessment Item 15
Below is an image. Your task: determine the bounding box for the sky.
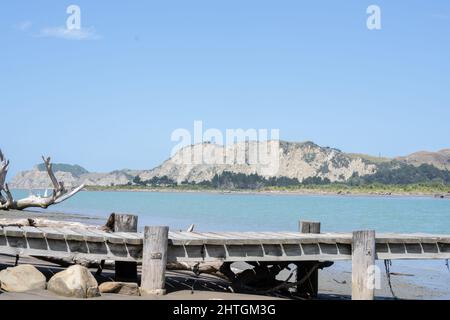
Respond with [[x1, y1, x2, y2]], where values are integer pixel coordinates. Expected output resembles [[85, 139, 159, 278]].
[[0, 1, 449, 176]]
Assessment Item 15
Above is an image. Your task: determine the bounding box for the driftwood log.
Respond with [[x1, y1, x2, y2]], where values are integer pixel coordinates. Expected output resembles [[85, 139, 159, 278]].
[[0, 149, 85, 210]]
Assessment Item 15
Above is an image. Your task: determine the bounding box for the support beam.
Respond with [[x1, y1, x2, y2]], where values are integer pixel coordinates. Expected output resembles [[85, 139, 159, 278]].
[[141, 226, 169, 296], [296, 220, 321, 298], [112, 213, 138, 282], [352, 230, 376, 300]]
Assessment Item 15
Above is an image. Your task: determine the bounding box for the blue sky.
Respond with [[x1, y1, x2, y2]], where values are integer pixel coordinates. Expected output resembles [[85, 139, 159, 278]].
[[1, 1, 449, 175]]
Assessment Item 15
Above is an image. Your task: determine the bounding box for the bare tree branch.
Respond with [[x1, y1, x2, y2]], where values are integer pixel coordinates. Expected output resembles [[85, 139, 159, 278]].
[[42, 156, 65, 194], [0, 150, 9, 191], [0, 150, 10, 206], [0, 150, 84, 210]]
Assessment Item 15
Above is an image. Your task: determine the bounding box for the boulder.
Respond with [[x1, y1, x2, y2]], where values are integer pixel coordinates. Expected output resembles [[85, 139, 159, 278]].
[[0, 264, 46, 292], [47, 265, 100, 298], [99, 282, 140, 296]]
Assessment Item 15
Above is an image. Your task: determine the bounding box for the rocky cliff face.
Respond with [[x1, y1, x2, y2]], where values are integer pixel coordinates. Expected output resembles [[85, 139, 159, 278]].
[[10, 141, 449, 189], [137, 141, 378, 183], [9, 166, 136, 189], [10, 169, 79, 189]]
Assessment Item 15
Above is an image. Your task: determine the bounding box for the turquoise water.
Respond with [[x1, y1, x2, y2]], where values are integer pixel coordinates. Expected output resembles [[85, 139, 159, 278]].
[[11, 190, 450, 234]]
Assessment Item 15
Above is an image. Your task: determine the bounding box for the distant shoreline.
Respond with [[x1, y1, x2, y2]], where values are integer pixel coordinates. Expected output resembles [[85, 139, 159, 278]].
[[82, 185, 450, 199]]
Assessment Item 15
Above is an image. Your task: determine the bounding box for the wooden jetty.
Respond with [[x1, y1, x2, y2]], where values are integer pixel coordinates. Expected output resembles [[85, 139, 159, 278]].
[[1, 214, 449, 299]]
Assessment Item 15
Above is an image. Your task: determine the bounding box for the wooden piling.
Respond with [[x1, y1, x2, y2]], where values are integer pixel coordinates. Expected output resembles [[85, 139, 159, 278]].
[[351, 230, 376, 300], [111, 213, 138, 232], [112, 213, 139, 282], [299, 220, 321, 234], [297, 220, 321, 298], [141, 226, 169, 296]]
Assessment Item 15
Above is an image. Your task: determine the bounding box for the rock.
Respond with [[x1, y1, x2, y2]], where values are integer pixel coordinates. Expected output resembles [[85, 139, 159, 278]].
[[47, 265, 100, 298], [137, 141, 378, 184], [99, 282, 140, 296], [0, 264, 46, 292]]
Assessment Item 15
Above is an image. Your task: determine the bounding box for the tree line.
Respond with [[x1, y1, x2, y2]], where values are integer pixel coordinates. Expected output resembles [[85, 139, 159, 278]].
[[132, 163, 450, 190]]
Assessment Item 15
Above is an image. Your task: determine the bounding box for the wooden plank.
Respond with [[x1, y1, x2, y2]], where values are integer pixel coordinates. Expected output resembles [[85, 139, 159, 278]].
[[87, 229, 125, 244], [376, 233, 450, 244], [3, 226, 25, 237], [243, 232, 279, 239], [352, 230, 376, 300], [263, 232, 352, 244], [21, 226, 45, 239], [195, 232, 229, 239], [178, 232, 210, 240], [52, 227, 85, 241], [113, 232, 143, 245], [34, 227, 66, 240], [69, 228, 105, 242]]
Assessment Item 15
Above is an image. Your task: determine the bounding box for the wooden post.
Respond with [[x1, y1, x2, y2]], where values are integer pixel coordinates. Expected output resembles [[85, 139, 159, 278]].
[[299, 220, 321, 234], [112, 213, 138, 232], [352, 230, 376, 300], [141, 226, 169, 296], [112, 213, 139, 282], [296, 220, 321, 298]]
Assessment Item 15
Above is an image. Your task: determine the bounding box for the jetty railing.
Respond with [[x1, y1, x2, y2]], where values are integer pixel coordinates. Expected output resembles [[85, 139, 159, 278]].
[[1, 213, 449, 300]]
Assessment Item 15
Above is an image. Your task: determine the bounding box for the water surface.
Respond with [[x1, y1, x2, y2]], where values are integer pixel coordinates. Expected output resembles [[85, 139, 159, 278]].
[[12, 190, 450, 234]]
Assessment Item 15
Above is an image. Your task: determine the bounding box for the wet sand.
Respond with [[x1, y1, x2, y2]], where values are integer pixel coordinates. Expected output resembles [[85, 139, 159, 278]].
[[0, 209, 104, 224]]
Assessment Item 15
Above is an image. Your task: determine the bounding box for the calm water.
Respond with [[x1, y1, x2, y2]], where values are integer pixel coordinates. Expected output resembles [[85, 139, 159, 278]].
[[11, 190, 450, 234]]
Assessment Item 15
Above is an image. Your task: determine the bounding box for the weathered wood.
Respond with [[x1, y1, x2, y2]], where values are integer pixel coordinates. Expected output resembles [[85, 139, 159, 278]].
[[0, 151, 84, 210], [1, 225, 450, 266], [299, 221, 321, 234], [352, 230, 376, 300], [112, 213, 139, 282], [110, 213, 138, 232], [141, 226, 169, 296], [297, 220, 321, 298]]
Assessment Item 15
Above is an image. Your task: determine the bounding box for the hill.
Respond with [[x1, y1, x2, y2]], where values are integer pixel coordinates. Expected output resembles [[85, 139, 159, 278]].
[[36, 163, 89, 177], [8, 141, 450, 190], [396, 149, 450, 171]]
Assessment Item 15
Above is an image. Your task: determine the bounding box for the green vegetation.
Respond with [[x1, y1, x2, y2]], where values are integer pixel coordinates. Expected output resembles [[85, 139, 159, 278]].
[[85, 181, 450, 195], [193, 172, 301, 189], [348, 163, 450, 185], [264, 183, 450, 195], [347, 153, 392, 164], [133, 175, 176, 186], [37, 163, 89, 177], [88, 162, 450, 196]]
